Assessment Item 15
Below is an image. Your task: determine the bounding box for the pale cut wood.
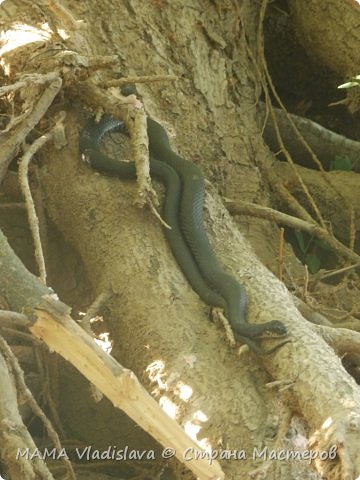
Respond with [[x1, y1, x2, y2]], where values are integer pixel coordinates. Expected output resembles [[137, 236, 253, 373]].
[[30, 302, 224, 480]]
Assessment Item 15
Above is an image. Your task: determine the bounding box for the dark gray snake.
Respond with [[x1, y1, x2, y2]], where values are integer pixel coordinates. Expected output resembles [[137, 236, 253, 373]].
[[80, 115, 287, 353]]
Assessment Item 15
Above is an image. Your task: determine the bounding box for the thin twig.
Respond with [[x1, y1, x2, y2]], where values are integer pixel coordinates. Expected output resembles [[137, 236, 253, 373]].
[[100, 74, 178, 88], [303, 265, 309, 302], [18, 135, 50, 285], [149, 199, 172, 229], [318, 262, 360, 281], [225, 199, 360, 265], [0, 76, 62, 182], [0, 339, 56, 480], [79, 290, 112, 333], [243, 36, 316, 224], [34, 346, 65, 437], [266, 378, 294, 390], [128, 105, 159, 207], [31, 165, 49, 258], [210, 307, 236, 347], [48, 0, 80, 30], [0, 336, 76, 480], [278, 227, 285, 281], [258, 0, 356, 245], [0, 310, 30, 328], [0, 72, 60, 97], [18, 112, 66, 285], [257, 0, 326, 230], [0, 202, 26, 209]]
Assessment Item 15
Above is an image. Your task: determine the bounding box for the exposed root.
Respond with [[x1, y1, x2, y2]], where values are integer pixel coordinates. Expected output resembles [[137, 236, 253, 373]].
[[0, 337, 55, 479], [309, 411, 360, 480], [312, 324, 360, 356], [0, 336, 76, 479]]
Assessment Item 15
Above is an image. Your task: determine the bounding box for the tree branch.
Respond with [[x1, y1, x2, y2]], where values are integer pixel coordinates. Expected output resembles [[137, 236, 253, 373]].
[[0, 76, 62, 182], [0, 230, 224, 480]]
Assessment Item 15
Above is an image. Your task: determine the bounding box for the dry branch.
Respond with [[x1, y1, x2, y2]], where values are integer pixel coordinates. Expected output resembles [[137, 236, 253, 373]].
[[0, 336, 76, 480], [225, 199, 360, 265], [18, 112, 67, 285], [0, 72, 60, 97], [0, 339, 55, 480], [273, 161, 359, 249], [0, 230, 224, 480], [0, 311, 30, 329], [76, 81, 159, 207], [18, 135, 50, 284], [30, 298, 224, 480], [0, 76, 62, 182], [100, 74, 179, 88]]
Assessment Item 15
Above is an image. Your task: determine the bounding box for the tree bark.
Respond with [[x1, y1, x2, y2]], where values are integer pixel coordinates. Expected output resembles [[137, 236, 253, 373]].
[[290, 0, 360, 78]]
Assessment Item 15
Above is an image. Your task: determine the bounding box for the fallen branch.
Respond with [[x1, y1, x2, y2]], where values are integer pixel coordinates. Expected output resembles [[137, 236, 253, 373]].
[[30, 296, 224, 480], [0, 230, 224, 480]]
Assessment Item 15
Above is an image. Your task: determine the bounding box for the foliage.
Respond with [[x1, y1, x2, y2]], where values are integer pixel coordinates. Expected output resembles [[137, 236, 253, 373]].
[[294, 230, 332, 274], [330, 155, 353, 171]]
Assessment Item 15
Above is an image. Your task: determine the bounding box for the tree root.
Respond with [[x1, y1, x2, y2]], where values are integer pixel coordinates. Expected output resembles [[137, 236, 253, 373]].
[[309, 411, 360, 480], [0, 338, 55, 480]]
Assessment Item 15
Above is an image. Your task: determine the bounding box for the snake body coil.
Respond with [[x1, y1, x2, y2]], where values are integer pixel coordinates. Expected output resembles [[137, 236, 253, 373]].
[[80, 115, 287, 351]]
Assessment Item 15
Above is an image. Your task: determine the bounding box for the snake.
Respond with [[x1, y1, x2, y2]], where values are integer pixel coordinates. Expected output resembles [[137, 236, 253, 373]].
[[80, 115, 287, 353]]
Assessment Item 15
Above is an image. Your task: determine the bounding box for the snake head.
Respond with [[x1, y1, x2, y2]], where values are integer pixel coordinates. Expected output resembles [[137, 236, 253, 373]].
[[233, 320, 288, 354], [261, 320, 287, 337]]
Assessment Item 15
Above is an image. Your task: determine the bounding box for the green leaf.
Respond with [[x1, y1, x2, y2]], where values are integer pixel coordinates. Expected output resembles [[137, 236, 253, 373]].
[[330, 155, 353, 171], [312, 238, 332, 252], [305, 254, 321, 274], [294, 230, 306, 254]]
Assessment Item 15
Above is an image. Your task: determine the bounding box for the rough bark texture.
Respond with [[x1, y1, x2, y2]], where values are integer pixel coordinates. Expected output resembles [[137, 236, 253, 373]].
[[290, 0, 360, 78]]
